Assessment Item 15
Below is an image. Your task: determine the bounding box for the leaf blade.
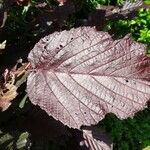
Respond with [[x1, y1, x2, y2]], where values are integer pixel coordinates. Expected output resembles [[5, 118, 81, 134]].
[[27, 27, 150, 129]]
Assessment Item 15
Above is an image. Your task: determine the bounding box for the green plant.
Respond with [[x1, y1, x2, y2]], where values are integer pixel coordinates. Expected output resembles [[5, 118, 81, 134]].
[[130, 8, 150, 43], [104, 6, 150, 53], [98, 106, 150, 150]]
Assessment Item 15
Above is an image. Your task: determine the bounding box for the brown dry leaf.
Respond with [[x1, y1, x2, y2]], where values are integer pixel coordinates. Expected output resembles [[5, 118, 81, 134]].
[[0, 83, 17, 111], [12, 62, 31, 77], [0, 61, 30, 111]]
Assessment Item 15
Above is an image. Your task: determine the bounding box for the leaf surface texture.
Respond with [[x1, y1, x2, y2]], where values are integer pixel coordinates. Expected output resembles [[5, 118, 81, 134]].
[[27, 27, 150, 128]]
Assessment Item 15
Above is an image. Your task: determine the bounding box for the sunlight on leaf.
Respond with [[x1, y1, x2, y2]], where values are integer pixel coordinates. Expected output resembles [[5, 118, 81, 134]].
[[19, 94, 27, 108], [27, 27, 150, 129], [143, 146, 150, 150], [0, 40, 6, 51]]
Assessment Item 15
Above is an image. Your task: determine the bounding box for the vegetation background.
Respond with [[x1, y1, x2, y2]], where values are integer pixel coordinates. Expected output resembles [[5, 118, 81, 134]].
[[0, 0, 150, 149]]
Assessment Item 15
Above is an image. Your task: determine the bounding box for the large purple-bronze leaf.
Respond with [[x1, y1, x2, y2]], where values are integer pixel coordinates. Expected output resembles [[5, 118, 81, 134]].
[[27, 27, 150, 129]]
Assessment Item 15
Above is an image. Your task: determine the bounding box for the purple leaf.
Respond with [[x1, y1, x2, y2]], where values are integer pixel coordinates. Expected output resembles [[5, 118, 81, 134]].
[[27, 27, 150, 129], [74, 126, 113, 150], [121, 0, 143, 11]]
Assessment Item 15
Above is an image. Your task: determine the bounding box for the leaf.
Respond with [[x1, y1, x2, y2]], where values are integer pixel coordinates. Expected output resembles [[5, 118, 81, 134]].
[[28, 0, 76, 35], [16, 132, 30, 149], [143, 146, 150, 150], [0, 11, 7, 28], [0, 62, 30, 111], [104, 0, 143, 20], [73, 126, 113, 150], [121, 0, 143, 11], [27, 27, 150, 129], [19, 94, 27, 108], [80, 126, 113, 150], [0, 0, 15, 28], [0, 130, 30, 150], [0, 83, 17, 111], [0, 40, 6, 54], [0, 40, 6, 49]]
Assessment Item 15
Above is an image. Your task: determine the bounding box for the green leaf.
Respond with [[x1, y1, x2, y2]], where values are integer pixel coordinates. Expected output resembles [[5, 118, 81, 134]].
[[19, 94, 28, 109], [16, 132, 30, 149]]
